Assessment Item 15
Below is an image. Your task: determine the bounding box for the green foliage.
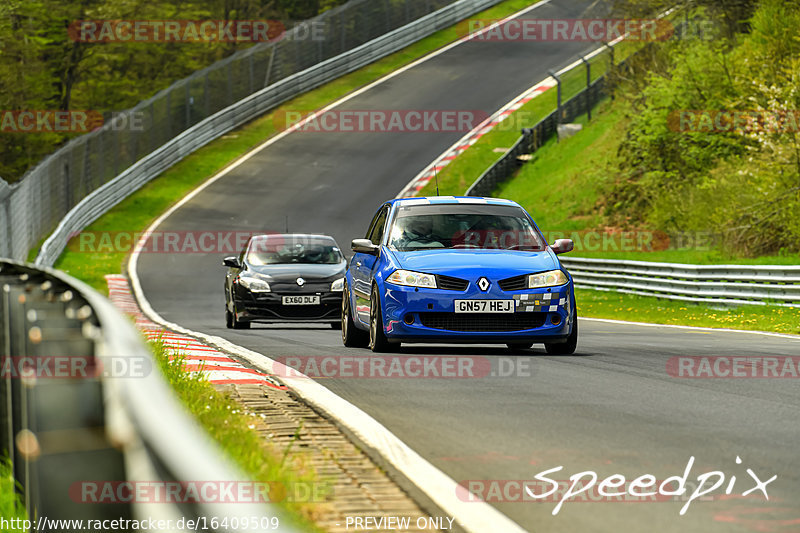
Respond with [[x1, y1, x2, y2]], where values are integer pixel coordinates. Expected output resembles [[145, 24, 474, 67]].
[[0, 0, 348, 182], [0, 457, 26, 525], [604, 0, 800, 256], [149, 338, 325, 530]]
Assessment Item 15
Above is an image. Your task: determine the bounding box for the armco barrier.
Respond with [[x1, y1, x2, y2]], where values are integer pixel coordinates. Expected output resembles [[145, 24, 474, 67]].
[[560, 257, 800, 307], [0, 0, 503, 265], [0, 259, 296, 530]]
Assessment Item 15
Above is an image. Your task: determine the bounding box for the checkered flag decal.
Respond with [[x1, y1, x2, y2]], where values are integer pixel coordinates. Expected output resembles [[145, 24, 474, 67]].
[[513, 291, 567, 312]]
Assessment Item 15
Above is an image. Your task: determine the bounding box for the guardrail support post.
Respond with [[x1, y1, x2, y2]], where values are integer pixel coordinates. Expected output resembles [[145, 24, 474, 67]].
[[548, 70, 561, 142], [581, 56, 591, 122], [603, 43, 615, 101]]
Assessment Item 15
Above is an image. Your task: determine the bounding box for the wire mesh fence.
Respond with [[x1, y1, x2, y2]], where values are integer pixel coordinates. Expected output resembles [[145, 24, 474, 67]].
[[0, 0, 476, 262]]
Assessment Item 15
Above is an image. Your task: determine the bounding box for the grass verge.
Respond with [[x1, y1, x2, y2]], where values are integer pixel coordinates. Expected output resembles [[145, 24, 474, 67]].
[[417, 42, 641, 196], [150, 338, 327, 530], [577, 289, 799, 335], [48, 0, 551, 293]]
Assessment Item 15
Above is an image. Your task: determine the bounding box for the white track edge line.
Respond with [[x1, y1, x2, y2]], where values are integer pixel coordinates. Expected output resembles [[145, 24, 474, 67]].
[[581, 317, 800, 340]]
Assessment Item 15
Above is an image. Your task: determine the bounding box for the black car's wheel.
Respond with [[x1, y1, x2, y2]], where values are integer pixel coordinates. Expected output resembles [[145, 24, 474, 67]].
[[368, 285, 391, 353], [507, 342, 534, 352], [341, 283, 368, 347], [231, 306, 250, 329], [545, 310, 577, 355], [225, 308, 233, 329]]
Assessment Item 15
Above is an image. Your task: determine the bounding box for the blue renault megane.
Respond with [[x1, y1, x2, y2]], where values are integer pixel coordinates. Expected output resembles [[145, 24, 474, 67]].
[[340, 196, 577, 353]]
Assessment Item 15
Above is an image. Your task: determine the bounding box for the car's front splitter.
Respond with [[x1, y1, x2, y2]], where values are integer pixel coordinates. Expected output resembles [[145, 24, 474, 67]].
[[379, 283, 574, 342]]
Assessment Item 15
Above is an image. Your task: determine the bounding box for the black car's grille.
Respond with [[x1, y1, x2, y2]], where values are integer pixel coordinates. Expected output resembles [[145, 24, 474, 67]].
[[436, 275, 469, 291], [245, 303, 338, 319], [419, 312, 547, 332], [269, 282, 330, 292], [498, 274, 528, 291]]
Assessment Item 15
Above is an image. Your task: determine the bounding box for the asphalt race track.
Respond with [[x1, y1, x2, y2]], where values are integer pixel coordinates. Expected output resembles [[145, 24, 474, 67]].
[[135, 1, 800, 531]]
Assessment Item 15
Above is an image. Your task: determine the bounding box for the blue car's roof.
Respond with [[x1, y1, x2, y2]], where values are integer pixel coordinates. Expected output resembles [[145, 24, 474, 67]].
[[388, 196, 521, 207]]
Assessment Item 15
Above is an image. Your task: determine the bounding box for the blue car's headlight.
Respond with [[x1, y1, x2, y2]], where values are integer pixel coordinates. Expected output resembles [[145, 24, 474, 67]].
[[331, 278, 344, 292], [386, 269, 437, 289], [237, 273, 271, 292], [528, 270, 568, 288]]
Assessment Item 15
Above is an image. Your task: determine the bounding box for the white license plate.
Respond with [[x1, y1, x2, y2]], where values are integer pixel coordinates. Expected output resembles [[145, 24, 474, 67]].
[[282, 295, 320, 305], [454, 300, 513, 313]]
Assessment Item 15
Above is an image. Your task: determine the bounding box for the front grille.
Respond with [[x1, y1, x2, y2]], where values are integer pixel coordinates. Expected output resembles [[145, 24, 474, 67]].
[[498, 274, 528, 291], [419, 312, 547, 332], [270, 283, 330, 292], [437, 275, 469, 291], [245, 303, 338, 319]]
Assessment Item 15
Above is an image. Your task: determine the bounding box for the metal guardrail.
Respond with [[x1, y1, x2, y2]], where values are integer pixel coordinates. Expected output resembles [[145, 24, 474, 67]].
[[560, 257, 800, 307], [465, 58, 610, 197], [0, 260, 295, 530], [0, 0, 502, 266]]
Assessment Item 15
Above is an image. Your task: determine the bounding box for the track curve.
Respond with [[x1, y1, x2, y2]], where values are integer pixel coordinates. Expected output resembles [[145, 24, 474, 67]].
[[134, 1, 800, 531]]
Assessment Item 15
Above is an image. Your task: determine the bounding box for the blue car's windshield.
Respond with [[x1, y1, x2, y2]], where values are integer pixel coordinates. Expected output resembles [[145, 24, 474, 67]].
[[388, 204, 546, 252]]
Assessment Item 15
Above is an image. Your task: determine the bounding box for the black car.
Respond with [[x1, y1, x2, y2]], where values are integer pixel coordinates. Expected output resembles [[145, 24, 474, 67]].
[[223, 234, 346, 329]]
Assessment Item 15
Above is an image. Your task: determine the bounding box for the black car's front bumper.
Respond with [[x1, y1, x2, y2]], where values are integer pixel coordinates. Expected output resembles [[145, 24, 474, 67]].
[[233, 287, 341, 323]]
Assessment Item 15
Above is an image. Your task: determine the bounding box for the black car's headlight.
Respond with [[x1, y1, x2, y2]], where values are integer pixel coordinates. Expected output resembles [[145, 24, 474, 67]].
[[527, 270, 568, 288], [331, 278, 344, 292], [386, 269, 437, 289], [237, 273, 271, 292]]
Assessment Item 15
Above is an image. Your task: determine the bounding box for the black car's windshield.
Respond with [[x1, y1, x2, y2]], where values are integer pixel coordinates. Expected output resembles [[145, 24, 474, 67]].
[[247, 235, 343, 265], [388, 204, 546, 252]]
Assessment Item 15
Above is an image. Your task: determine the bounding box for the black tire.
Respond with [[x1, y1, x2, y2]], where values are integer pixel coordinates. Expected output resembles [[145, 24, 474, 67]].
[[330, 321, 341, 330], [341, 283, 368, 347], [507, 342, 534, 352], [545, 312, 577, 355], [231, 304, 250, 329], [225, 308, 233, 329], [368, 285, 391, 353]]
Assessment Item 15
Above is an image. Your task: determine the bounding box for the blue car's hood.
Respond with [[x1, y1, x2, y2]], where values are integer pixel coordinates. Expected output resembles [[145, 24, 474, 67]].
[[389, 248, 559, 276]]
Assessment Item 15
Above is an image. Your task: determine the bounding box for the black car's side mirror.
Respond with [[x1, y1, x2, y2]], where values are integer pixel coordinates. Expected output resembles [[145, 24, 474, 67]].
[[351, 239, 379, 255], [223, 256, 242, 268]]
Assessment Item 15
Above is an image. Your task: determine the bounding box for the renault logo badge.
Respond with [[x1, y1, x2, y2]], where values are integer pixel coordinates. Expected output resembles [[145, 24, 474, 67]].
[[477, 277, 490, 291], [296, 277, 305, 286]]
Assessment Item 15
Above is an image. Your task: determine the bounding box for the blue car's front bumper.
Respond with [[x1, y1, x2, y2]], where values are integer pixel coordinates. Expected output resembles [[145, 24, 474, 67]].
[[379, 282, 574, 343]]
